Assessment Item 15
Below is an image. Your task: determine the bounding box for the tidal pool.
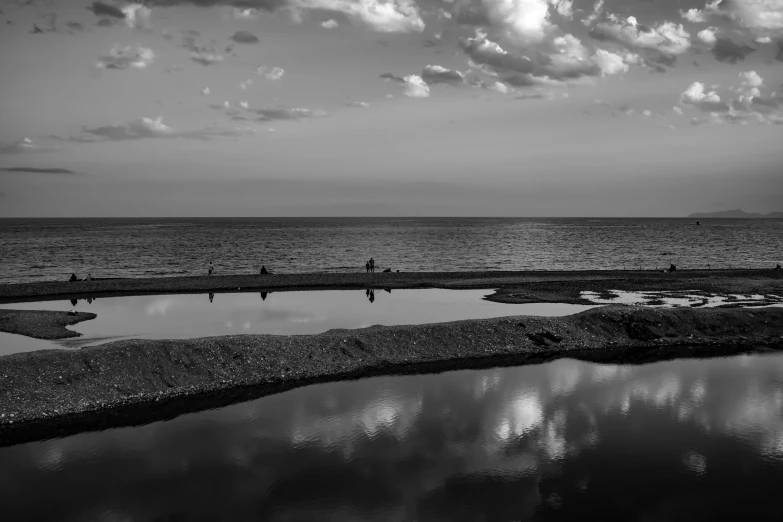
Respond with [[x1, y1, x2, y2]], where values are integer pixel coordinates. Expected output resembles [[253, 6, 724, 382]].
[[2, 352, 783, 521], [0, 289, 596, 354]]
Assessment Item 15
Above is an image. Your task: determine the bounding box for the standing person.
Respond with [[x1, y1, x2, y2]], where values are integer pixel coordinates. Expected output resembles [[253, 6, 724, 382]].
[[365, 261, 370, 274], [208, 262, 214, 275], [369, 257, 375, 274]]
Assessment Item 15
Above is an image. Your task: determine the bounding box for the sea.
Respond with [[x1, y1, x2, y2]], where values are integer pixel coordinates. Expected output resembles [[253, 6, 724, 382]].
[[0, 218, 781, 285]]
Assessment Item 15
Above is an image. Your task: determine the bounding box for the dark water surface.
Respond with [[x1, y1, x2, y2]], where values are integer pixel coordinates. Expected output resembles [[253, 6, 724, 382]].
[[0, 289, 595, 355], [2, 353, 783, 521], [1, 217, 781, 284]]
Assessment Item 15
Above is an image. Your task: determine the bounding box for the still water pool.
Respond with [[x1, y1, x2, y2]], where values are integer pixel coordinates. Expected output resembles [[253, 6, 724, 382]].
[[1, 352, 782, 521], [0, 289, 595, 355]]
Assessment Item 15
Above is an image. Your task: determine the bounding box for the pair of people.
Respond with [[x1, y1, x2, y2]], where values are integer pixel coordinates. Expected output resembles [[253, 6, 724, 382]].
[[365, 257, 376, 274]]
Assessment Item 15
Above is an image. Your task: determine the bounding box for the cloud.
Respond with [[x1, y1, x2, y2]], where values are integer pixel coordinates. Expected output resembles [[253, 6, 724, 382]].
[[0, 137, 54, 154], [144, 0, 424, 33], [191, 52, 224, 65], [321, 18, 338, 28], [581, 0, 604, 26], [697, 27, 718, 45], [403, 75, 430, 97], [96, 45, 155, 69], [230, 30, 260, 44], [231, 8, 260, 19], [589, 16, 691, 66], [63, 116, 257, 142], [0, 167, 76, 174], [673, 106, 684, 115], [255, 66, 285, 80], [421, 64, 464, 85], [121, 4, 152, 29], [486, 80, 510, 93], [201, 87, 211, 95], [87, 1, 125, 19], [380, 72, 405, 83], [255, 107, 326, 120], [712, 0, 783, 34], [681, 8, 708, 23], [460, 31, 629, 86], [680, 82, 729, 111], [240, 78, 253, 90], [345, 101, 370, 107], [712, 37, 757, 62]]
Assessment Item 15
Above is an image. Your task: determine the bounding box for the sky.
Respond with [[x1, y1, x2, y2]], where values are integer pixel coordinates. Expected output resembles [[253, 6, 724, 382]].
[[0, 0, 782, 217]]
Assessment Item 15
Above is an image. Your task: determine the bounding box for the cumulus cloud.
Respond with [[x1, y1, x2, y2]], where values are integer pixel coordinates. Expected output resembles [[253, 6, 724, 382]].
[[421, 64, 465, 85], [191, 52, 224, 66], [231, 8, 260, 19], [0, 137, 54, 154], [96, 45, 155, 69], [240, 78, 253, 90], [121, 3, 152, 29], [673, 106, 684, 115], [144, 0, 424, 33], [680, 82, 729, 111], [697, 27, 718, 45], [589, 16, 691, 66], [230, 30, 260, 44], [460, 31, 630, 86], [321, 18, 338, 28], [63, 116, 257, 142], [581, 0, 604, 26], [403, 75, 430, 97], [486, 80, 510, 93], [201, 87, 211, 96], [255, 66, 285, 80], [681, 8, 708, 23]]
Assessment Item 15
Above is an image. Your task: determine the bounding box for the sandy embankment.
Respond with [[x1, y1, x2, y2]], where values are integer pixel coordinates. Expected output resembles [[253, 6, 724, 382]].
[[0, 302, 781, 447]]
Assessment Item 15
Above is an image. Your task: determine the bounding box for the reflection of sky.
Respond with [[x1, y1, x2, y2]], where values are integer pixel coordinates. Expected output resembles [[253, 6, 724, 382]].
[[2, 353, 783, 520], [0, 290, 595, 354]]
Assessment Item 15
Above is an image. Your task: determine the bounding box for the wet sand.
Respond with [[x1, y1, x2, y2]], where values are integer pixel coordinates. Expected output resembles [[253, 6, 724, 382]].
[[0, 270, 781, 447]]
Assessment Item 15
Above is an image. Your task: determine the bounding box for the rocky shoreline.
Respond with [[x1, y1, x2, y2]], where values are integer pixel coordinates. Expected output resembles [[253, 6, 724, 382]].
[[1, 303, 782, 447]]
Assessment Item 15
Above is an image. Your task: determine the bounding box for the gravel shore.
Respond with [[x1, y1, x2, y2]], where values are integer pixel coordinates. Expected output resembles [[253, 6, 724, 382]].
[[1, 303, 781, 447]]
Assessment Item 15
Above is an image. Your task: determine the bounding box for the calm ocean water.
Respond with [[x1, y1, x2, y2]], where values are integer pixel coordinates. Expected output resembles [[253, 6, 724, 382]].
[[0, 218, 781, 284]]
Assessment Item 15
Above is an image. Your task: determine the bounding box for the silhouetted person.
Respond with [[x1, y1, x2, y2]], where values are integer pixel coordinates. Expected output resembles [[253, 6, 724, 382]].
[[69, 273, 78, 282], [775, 264, 782, 271], [260, 292, 268, 301], [260, 265, 269, 275], [82, 273, 93, 281], [668, 264, 677, 272], [70, 298, 77, 306], [696, 221, 700, 226], [382, 268, 391, 273], [209, 293, 214, 303], [365, 261, 370, 274], [208, 262, 214, 275], [369, 257, 375, 274]]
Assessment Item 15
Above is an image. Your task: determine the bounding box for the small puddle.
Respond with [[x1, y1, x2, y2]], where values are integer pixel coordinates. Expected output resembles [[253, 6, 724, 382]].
[[0, 289, 596, 355]]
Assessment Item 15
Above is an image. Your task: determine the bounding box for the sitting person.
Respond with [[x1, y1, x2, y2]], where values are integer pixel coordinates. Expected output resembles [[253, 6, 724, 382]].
[[82, 273, 93, 281], [668, 264, 677, 272], [69, 273, 78, 282], [382, 268, 391, 273], [260, 265, 270, 275], [775, 264, 781, 271]]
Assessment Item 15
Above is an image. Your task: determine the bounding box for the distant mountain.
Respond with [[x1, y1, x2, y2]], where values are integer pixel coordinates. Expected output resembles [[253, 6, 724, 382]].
[[689, 209, 783, 218]]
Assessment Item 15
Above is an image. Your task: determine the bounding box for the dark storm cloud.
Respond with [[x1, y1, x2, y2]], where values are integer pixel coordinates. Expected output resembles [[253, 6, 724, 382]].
[[87, 1, 126, 19], [230, 30, 260, 44], [0, 167, 76, 174], [712, 37, 756, 63], [95, 18, 116, 26]]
